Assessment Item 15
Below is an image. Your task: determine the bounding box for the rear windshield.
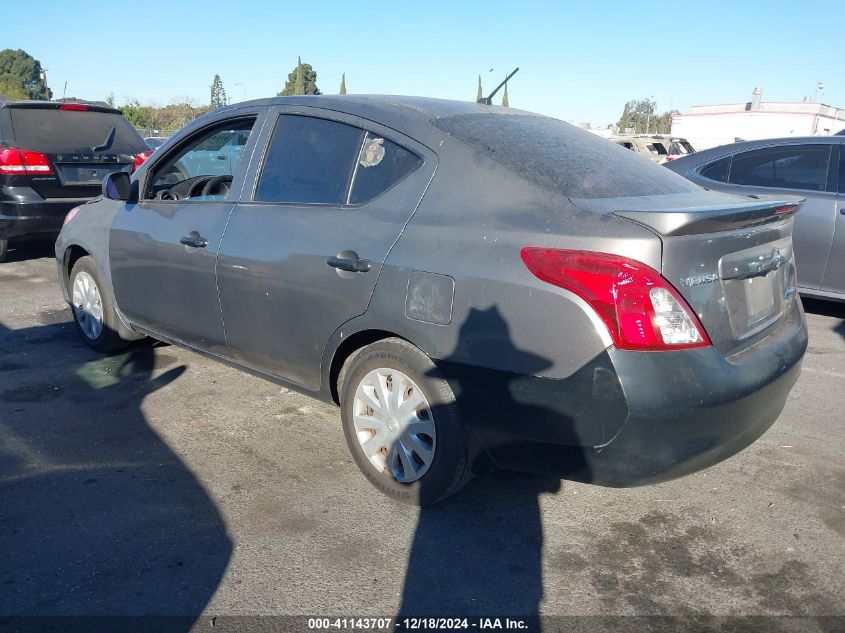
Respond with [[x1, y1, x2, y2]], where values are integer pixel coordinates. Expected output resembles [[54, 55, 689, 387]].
[[433, 113, 699, 199], [8, 107, 145, 152]]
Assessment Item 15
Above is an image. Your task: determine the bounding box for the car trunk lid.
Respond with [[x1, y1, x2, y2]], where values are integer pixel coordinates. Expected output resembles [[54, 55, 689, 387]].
[[571, 191, 803, 356], [6, 103, 144, 199]]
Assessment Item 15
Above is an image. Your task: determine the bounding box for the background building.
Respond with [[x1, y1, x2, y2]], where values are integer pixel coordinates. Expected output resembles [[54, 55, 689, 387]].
[[671, 88, 845, 150]]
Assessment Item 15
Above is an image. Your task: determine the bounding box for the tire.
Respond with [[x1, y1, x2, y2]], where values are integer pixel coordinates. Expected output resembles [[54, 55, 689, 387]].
[[0, 238, 8, 263], [68, 256, 129, 353], [338, 338, 471, 505]]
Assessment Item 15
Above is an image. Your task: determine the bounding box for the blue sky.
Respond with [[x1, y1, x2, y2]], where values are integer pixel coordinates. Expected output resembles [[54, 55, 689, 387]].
[[5, 0, 843, 126]]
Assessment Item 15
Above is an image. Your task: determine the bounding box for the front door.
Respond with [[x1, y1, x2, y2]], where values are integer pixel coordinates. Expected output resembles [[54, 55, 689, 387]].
[[217, 108, 435, 389], [110, 114, 262, 354]]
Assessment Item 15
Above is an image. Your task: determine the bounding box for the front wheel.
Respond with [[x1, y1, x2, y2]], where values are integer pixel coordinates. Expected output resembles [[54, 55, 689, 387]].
[[69, 256, 129, 353], [338, 338, 470, 505]]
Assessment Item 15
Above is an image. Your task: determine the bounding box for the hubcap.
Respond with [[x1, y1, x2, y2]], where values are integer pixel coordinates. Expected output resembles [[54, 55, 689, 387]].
[[71, 271, 104, 341], [352, 368, 436, 483]]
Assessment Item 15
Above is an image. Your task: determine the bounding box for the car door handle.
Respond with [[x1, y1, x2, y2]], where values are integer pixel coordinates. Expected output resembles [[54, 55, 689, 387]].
[[180, 231, 208, 248], [327, 256, 371, 273], [216, 155, 228, 160]]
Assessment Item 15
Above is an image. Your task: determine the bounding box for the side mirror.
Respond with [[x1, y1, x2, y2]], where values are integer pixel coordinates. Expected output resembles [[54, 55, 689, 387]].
[[103, 171, 132, 201]]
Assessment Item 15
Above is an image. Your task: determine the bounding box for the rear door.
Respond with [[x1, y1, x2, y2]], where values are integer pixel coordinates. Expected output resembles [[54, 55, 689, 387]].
[[110, 112, 264, 354], [821, 144, 845, 295], [217, 107, 435, 389]]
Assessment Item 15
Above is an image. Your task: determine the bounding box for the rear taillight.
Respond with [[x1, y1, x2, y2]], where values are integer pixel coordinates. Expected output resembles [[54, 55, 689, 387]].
[[0, 146, 54, 175], [133, 150, 153, 172], [520, 248, 710, 351], [59, 103, 89, 111]]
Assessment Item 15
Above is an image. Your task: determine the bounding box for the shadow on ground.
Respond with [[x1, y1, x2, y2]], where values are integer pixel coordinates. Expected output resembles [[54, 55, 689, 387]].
[[802, 297, 845, 339], [1, 239, 57, 264], [399, 307, 568, 620], [0, 319, 231, 628]]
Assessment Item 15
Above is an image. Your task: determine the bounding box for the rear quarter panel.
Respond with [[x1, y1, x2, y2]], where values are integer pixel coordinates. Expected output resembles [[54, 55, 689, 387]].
[[347, 136, 663, 380]]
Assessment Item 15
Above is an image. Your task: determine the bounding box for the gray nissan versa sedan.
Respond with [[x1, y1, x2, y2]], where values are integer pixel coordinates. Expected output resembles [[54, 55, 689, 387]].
[[55, 96, 808, 505]]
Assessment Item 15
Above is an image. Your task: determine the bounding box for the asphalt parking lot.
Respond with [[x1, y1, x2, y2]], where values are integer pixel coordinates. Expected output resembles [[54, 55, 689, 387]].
[[1, 241, 843, 631]]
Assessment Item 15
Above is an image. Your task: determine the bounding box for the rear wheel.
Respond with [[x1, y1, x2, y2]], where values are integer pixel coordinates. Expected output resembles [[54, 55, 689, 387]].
[[338, 338, 470, 505], [69, 256, 129, 353]]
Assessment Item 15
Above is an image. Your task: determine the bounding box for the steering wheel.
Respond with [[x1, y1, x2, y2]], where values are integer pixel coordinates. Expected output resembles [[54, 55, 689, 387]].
[[155, 189, 181, 201], [201, 175, 232, 197]]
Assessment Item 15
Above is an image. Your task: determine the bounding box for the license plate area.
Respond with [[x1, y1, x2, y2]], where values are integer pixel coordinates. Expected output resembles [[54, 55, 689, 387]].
[[745, 273, 777, 325], [56, 164, 126, 185], [723, 270, 785, 340]]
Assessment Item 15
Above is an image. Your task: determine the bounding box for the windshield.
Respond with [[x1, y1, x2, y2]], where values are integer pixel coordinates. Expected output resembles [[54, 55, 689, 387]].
[[433, 113, 699, 199], [9, 107, 145, 152]]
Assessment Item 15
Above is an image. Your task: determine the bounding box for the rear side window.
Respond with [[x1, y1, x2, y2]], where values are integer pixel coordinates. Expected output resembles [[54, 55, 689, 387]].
[[433, 113, 699, 199], [728, 144, 831, 191], [647, 142, 668, 155], [349, 132, 422, 204], [8, 107, 144, 152], [256, 115, 363, 204], [698, 156, 731, 183]]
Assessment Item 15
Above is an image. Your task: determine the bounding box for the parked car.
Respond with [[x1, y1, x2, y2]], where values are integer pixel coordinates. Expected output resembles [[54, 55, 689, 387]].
[[0, 100, 151, 261], [144, 136, 169, 149], [665, 136, 845, 301], [612, 134, 695, 164], [56, 96, 807, 505], [666, 136, 696, 161]]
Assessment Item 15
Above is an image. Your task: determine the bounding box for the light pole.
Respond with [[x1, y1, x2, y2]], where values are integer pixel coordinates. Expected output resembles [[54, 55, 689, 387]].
[[39, 68, 49, 99], [233, 82, 246, 103], [813, 82, 824, 104]]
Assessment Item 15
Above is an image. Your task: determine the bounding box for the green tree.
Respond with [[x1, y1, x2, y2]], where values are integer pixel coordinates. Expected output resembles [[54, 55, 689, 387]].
[[501, 81, 509, 107], [617, 97, 657, 134], [0, 49, 52, 100], [106, 92, 116, 108], [278, 57, 321, 96], [210, 74, 227, 109], [120, 100, 157, 129], [293, 57, 305, 95], [476, 75, 482, 102], [339, 73, 347, 95]]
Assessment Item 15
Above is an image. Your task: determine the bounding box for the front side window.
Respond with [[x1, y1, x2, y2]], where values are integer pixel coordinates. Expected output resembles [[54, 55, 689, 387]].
[[728, 144, 831, 191], [146, 118, 255, 200], [255, 115, 363, 204], [839, 148, 845, 194]]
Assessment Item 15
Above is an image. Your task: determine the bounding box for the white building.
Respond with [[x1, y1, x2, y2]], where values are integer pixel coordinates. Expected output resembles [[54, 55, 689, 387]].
[[671, 89, 845, 151]]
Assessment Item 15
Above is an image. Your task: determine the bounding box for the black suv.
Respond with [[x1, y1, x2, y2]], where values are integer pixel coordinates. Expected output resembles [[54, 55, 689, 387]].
[[0, 100, 149, 261]]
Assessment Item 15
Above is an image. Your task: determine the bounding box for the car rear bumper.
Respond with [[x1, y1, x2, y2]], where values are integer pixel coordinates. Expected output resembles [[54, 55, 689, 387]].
[[0, 192, 87, 239], [444, 301, 807, 486]]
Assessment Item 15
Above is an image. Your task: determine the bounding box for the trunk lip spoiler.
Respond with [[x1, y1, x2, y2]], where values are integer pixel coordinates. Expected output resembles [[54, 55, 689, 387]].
[[612, 197, 804, 237]]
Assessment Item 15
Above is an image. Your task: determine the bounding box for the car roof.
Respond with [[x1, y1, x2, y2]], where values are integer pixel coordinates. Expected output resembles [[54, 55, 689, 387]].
[[210, 95, 531, 142]]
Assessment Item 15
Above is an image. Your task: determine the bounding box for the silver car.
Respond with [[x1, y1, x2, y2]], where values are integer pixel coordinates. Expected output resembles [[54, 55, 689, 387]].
[[665, 136, 845, 302], [55, 96, 807, 505]]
